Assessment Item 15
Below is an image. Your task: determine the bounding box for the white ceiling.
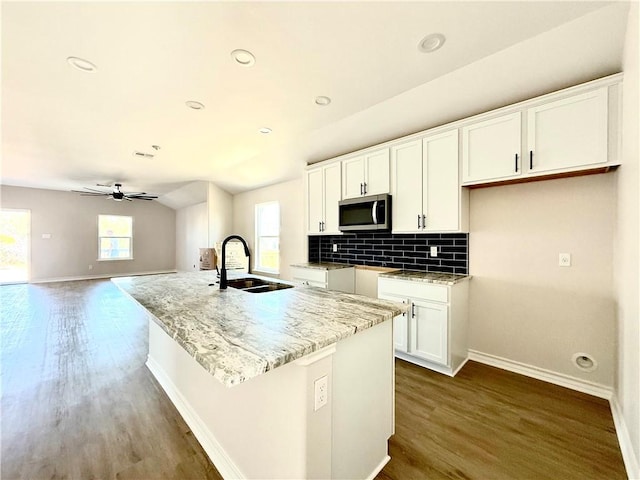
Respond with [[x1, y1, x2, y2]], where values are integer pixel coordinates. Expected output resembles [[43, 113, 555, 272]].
[[1, 1, 629, 204]]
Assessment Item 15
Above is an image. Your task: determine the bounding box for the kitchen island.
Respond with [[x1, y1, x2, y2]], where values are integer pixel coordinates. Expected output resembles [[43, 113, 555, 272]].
[[113, 271, 405, 480]]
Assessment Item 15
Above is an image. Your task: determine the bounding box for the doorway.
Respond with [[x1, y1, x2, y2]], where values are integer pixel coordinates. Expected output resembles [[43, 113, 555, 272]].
[[0, 209, 30, 284]]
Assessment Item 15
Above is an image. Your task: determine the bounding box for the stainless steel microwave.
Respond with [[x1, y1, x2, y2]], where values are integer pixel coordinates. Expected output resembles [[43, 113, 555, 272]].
[[338, 194, 391, 232]]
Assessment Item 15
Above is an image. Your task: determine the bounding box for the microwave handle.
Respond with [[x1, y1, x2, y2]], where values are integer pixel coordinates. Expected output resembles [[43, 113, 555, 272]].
[[372, 201, 378, 224]]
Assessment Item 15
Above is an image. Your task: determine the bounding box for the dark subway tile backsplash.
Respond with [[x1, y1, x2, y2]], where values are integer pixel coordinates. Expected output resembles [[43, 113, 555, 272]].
[[308, 232, 468, 275]]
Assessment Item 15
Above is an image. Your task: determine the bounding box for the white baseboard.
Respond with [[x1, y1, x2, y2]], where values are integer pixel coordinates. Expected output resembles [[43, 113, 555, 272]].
[[146, 355, 245, 480], [467, 349, 613, 400], [30, 269, 177, 284], [366, 455, 391, 480], [610, 395, 640, 480]]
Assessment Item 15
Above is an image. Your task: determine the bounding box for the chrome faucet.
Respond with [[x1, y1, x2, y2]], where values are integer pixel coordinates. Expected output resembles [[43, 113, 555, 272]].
[[219, 235, 251, 290]]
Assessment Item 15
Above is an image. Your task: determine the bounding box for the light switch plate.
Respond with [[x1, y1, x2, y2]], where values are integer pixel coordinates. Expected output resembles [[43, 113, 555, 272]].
[[332, 243, 338, 253], [430, 246, 438, 257]]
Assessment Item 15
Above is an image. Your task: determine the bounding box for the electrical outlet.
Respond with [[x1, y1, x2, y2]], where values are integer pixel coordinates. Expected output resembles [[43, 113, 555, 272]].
[[430, 246, 438, 257], [559, 253, 571, 267], [314, 375, 328, 411], [88, 264, 93, 270], [332, 243, 338, 253]]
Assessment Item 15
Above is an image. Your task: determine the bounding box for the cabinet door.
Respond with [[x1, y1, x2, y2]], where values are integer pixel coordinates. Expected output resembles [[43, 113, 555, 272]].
[[307, 168, 323, 234], [423, 130, 460, 232], [462, 112, 522, 183], [323, 163, 342, 234], [410, 300, 448, 366], [364, 148, 390, 196], [391, 139, 423, 233], [378, 293, 409, 352], [342, 156, 365, 199], [527, 87, 608, 174]]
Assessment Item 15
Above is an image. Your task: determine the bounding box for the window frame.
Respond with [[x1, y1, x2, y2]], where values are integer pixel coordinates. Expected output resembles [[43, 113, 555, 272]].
[[254, 201, 280, 274], [97, 214, 134, 261]]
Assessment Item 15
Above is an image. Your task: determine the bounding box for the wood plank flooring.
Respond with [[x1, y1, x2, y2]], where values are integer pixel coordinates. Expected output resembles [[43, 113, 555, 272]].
[[1, 279, 626, 479]]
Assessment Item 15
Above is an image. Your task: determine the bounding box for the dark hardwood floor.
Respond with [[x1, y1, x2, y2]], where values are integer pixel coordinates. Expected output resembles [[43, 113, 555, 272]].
[[1, 280, 626, 479]]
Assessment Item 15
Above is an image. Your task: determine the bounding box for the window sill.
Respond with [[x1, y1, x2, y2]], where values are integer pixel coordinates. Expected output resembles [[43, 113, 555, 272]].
[[97, 258, 134, 262], [253, 269, 280, 277]]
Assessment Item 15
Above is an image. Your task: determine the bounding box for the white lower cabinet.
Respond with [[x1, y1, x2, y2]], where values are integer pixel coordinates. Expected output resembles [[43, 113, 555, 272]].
[[378, 277, 469, 376], [291, 266, 355, 293]]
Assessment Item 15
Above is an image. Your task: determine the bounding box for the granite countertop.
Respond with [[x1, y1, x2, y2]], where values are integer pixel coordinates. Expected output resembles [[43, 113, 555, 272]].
[[378, 270, 471, 285], [290, 262, 354, 270], [113, 272, 406, 387]]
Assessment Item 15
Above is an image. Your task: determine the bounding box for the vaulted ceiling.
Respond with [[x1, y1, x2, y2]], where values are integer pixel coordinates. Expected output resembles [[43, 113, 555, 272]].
[[1, 1, 630, 202]]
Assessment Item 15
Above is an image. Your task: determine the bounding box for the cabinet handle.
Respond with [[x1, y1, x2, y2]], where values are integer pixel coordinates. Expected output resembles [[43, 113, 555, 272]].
[[363, 182, 367, 195], [360, 183, 363, 195], [411, 302, 416, 318], [422, 214, 426, 230], [417, 214, 422, 229], [321, 221, 325, 232], [530, 150, 533, 170], [515, 153, 519, 172], [402, 300, 406, 317]]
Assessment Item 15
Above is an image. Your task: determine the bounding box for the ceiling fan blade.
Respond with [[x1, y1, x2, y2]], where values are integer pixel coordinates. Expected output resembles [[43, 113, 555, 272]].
[[77, 192, 110, 196], [123, 191, 146, 195], [83, 187, 111, 193], [124, 197, 133, 201], [128, 195, 158, 200]]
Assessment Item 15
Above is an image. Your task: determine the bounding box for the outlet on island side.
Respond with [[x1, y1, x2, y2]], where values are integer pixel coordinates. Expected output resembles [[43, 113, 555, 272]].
[[430, 246, 438, 257], [314, 375, 328, 411], [332, 243, 338, 253]]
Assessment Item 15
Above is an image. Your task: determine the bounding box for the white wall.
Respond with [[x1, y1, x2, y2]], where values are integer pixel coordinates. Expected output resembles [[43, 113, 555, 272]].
[[232, 178, 305, 280], [468, 174, 617, 387], [176, 202, 208, 272], [614, 2, 640, 477], [208, 182, 233, 247], [1, 185, 176, 282]]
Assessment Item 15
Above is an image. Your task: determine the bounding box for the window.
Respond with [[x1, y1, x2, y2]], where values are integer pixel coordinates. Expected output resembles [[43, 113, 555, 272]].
[[255, 202, 280, 273], [98, 215, 133, 260]]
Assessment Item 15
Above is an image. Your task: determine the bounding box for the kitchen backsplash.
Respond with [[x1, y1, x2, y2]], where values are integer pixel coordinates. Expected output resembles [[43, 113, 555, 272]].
[[309, 232, 468, 275]]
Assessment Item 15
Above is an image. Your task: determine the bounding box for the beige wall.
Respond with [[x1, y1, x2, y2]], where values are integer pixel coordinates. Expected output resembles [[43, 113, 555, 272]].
[[1, 185, 176, 282], [468, 174, 617, 387], [615, 1, 640, 474], [232, 178, 305, 280], [176, 202, 208, 272]]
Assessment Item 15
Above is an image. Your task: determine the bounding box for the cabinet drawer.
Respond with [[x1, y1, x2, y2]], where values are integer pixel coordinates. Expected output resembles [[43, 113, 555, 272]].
[[378, 278, 448, 303], [292, 278, 327, 289], [291, 267, 328, 284]]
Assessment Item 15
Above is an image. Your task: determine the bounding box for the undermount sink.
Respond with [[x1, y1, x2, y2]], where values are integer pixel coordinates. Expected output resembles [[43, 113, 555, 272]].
[[227, 277, 294, 294]]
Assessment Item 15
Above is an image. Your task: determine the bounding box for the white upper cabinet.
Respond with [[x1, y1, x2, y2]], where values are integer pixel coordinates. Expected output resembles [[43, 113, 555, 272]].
[[462, 79, 618, 187], [342, 148, 390, 199], [392, 130, 466, 233], [391, 139, 423, 232], [527, 87, 608, 174], [306, 163, 341, 235], [423, 130, 461, 232], [461, 112, 522, 184]]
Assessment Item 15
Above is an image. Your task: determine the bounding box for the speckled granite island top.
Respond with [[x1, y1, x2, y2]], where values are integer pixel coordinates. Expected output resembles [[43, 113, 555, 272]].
[[113, 272, 405, 387], [290, 262, 353, 270], [379, 270, 471, 285]]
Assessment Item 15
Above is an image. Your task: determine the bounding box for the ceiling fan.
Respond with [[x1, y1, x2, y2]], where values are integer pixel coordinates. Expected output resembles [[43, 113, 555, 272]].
[[71, 183, 158, 201]]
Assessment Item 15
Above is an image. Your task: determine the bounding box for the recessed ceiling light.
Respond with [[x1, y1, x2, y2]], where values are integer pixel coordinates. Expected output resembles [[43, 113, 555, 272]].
[[231, 49, 256, 67], [66, 56, 97, 73], [418, 33, 446, 53], [259, 127, 272, 134], [314, 96, 332, 106], [186, 101, 205, 110]]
